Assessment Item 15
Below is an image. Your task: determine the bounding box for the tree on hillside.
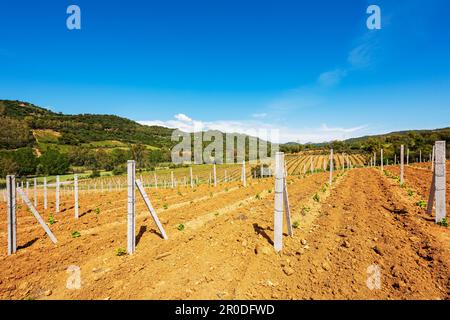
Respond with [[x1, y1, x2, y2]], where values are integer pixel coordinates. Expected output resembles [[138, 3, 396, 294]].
[[0, 117, 34, 149], [95, 149, 114, 171], [0, 157, 19, 176], [111, 148, 130, 166], [130, 143, 147, 169], [11, 147, 38, 176], [39, 149, 70, 175]]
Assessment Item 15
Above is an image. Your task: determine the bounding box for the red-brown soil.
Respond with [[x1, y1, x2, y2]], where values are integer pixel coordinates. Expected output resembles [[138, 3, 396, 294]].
[[0, 167, 448, 300]]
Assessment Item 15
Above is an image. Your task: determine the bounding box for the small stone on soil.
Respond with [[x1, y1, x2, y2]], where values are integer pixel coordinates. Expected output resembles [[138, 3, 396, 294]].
[[283, 266, 295, 276]]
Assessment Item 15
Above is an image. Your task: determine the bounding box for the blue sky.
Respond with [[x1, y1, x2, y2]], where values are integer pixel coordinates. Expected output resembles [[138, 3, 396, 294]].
[[0, 0, 449, 142]]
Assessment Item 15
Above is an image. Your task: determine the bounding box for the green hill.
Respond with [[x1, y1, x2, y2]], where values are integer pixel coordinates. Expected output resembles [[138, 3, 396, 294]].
[[0, 99, 174, 151], [280, 127, 450, 160]]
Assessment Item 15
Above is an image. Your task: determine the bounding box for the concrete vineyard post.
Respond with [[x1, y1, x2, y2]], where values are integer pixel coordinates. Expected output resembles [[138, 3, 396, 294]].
[[434, 141, 447, 224], [55, 175, 60, 213], [154, 173, 158, 189], [190, 167, 194, 188], [242, 160, 247, 187], [419, 150, 422, 163], [127, 160, 136, 255], [274, 152, 284, 252], [7, 175, 17, 255], [329, 149, 334, 187], [20, 181, 23, 203], [171, 171, 174, 188], [74, 174, 79, 219], [380, 149, 384, 172], [310, 157, 313, 173], [407, 148, 409, 165], [213, 164, 217, 187], [394, 154, 396, 165], [431, 145, 435, 172], [44, 177, 47, 210], [374, 152, 376, 167], [33, 178, 37, 207], [400, 145, 404, 185]]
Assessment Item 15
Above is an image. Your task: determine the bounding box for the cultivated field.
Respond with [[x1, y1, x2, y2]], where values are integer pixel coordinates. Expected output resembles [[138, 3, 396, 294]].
[[0, 159, 448, 300]]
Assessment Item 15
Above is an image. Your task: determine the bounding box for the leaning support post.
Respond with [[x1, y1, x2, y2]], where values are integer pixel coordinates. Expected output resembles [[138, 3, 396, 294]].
[[17, 188, 57, 244], [400, 145, 404, 185], [283, 159, 293, 237], [329, 149, 334, 187], [135, 180, 168, 240], [127, 160, 136, 254], [7, 175, 17, 255], [74, 174, 79, 219]]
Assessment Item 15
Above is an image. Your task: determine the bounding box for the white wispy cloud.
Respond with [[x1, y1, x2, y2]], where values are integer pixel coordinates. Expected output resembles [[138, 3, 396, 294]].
[[320, 124, 368, 133], [251, 112, 267, 118], [317, 69, 348, 87], [317, 29, 380, 88], [138, 114, 369, 143], [174, 113, 193, 122]]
